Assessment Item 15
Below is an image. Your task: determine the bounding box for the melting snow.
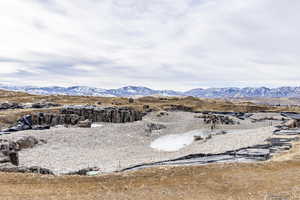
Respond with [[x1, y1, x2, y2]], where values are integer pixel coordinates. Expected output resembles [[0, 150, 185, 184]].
[[150, 130, 210, 152]]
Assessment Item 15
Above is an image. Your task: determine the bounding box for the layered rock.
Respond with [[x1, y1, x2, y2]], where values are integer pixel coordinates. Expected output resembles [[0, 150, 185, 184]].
[[30, 106, 143, 127], [60, 106, 143, 123], [1, 106, 144, 133]]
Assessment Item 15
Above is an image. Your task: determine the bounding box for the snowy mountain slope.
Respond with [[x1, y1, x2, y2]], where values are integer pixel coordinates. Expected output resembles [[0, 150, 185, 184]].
[[1, 84, 300, 98]]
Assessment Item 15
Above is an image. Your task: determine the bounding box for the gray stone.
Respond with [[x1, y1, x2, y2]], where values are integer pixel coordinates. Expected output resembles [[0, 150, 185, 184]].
[[0, 102, 23, 110], [145, 123, 166, 134], [16, 136, 39, 149], [78, 119, 92, 128]]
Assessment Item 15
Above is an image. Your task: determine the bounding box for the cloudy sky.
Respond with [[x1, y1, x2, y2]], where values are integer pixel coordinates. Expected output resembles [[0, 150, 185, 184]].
[[0, 0, 299, 90]]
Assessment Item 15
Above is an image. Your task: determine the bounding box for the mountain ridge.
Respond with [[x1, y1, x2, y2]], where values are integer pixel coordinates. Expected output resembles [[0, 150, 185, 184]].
[[1, 84, 300, 98]]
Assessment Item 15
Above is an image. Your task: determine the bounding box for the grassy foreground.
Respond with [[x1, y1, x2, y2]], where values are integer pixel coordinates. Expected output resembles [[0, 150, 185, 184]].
[[0, 161, 300, 200]]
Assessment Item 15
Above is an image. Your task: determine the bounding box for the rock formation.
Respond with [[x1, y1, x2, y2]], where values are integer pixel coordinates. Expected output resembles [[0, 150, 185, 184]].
[[0, 102, 23, 110], [4, 106, 145, 130], [78, 119, 92, 128], [145, 123, 166, 135], [0, 101, 61, 110], [1, 106, 144, 133]]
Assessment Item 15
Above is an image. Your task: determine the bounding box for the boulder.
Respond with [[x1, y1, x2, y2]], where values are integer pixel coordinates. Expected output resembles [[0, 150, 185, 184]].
[[156, 111, 168, 117], [0, 140, 19, 166], [128, 98, 134, 103], [2, 115, 33, 132], [8, 152, 19, 166], [31, 102, 61, 109], [0, 139, 19, 154], [0, 164, 54, 175], [16, 136, 39, 149], [193, 135, 204, 141], [284, 119, 297, 128], [66, 167, 101, 175], [165, 105, 193, 112], [145, 123, 166, 134], [78, 119, 92, 128], [143, 105, 150, 110]]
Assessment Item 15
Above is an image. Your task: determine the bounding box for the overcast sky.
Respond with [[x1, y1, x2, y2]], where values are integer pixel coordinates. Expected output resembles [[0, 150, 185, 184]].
[[0, 0, 299, 90]]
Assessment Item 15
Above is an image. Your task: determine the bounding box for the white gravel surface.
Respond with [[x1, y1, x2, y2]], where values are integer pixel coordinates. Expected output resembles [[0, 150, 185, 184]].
[[0, 111, 281, 174]]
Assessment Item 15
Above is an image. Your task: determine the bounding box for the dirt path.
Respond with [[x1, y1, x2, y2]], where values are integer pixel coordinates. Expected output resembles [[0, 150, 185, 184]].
[[1, 161, 300, 200]]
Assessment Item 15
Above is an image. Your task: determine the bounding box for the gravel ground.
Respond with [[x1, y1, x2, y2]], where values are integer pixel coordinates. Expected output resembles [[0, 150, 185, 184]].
[[0, 111, 282, 174]]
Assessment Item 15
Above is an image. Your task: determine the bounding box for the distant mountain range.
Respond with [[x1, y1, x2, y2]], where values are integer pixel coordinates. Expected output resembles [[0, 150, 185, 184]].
[[1, 84, 300, 98]]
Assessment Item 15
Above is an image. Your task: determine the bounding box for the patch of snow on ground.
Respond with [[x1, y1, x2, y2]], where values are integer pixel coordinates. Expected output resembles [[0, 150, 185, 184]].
[[150, 130, 210, 152], [91, 123, 104, 128]]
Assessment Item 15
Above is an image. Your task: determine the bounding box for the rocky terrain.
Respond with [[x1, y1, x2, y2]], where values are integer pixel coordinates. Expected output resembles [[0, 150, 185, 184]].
[[0, 109, 296, 175], [1, 89, 300, 199]]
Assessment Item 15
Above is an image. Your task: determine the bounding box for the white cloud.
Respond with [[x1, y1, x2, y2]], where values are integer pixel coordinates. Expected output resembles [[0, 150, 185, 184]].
[[0, 62, 21, 74], [0, 0, 299, 90], [73, 65, 97, 72]]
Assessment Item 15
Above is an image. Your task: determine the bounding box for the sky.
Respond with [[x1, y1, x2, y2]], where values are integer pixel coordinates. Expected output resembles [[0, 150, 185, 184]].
[[0, 0, 299, 91]]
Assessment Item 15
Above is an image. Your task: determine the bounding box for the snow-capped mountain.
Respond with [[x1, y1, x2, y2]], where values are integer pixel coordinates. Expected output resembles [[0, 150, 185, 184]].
[[0, 85, 182, 97], [106, 86, 183, 97], [184, 87, 300, 98], [1, 84, 300, 98]]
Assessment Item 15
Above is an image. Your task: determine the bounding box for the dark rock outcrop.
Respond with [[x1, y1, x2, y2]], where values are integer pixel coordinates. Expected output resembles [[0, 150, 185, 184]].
[[30, 102, 61, 109], [2, 115, 33, 132], [0, 137, 44, 166], [0, 139, 19, 166], [164, 105, 193, 112], [65, 167, 101, 175], [145, 123, 166, 134], [0, 102, 23, 110], [201, 114, 237, 125], [16, 136, 39, 149], [60, 106, 144, 123], [0, 163, 54, 175], [0, 102, 61, 110], [1, 106, 144, 133], [120, 137, 296, 172]]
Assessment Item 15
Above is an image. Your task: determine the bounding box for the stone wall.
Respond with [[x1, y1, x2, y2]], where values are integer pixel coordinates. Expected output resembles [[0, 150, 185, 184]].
[[32, 106, 144, 126]]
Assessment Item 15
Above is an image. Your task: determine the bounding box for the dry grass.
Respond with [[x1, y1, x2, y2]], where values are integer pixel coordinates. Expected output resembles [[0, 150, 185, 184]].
[[2, 89, 300, 112], [1, 89, 300, 128], [1, 161, 300, 200]]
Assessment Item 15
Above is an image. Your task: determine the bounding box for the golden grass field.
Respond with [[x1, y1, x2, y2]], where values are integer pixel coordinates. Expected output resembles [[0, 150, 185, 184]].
[[1, 89, 300, 200], [1, 161, 300, 200]]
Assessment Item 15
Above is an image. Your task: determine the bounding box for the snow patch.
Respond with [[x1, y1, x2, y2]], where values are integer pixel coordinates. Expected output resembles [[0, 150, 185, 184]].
[[150, 130, 210, 152], [91, 123, 104, 128]]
